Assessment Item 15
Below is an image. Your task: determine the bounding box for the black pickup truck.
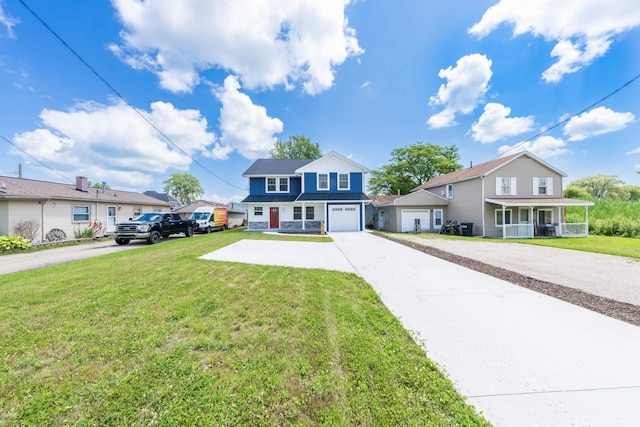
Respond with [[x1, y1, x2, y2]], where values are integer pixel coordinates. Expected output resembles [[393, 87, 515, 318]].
[[115, 212, 196, 245]]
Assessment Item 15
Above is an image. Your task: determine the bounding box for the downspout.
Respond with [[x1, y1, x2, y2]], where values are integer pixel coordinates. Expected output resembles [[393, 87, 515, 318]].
[[480, 176, 486, 237]]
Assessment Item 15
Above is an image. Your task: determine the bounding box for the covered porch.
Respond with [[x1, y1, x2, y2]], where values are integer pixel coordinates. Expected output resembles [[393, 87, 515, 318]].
[[485, 198, 595, 239]]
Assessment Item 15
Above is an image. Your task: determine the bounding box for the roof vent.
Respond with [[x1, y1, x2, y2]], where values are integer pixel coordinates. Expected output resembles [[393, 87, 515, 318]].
[[1, 182, 6, 190]]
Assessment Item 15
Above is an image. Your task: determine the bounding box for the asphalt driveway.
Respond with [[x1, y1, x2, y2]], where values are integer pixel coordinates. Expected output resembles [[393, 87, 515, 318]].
[[202, 231, 640, 426]]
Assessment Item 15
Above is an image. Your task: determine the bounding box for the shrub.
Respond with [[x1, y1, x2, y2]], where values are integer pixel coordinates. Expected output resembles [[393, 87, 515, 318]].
[[0, 235, 32, 252], [12, 219, 40, 241]]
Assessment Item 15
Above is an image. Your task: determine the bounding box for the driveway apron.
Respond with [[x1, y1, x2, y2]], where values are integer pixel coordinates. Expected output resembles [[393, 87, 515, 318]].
[[330, 232, 640, 427]]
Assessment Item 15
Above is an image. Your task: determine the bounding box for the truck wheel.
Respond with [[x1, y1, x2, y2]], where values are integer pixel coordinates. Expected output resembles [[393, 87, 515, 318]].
[[185, 226, 194, 237], [223, 224, 228, 231], [115, 238, 130, 245], [147, 230, 161, 244], [205, 226, 211, 234]]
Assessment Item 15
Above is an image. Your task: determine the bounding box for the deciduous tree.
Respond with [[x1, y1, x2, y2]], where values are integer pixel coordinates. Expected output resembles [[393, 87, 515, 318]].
[[268, 135, 321, 159], [367, 143, 462, 195], [162, 173, 204, 206]]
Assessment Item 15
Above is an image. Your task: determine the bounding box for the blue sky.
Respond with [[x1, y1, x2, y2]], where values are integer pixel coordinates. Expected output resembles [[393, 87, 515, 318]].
[[1, 0, 639, 203]]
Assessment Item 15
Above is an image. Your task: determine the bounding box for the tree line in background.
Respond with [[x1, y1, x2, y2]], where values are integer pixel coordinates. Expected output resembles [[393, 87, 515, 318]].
[[564, 174, 640, 238]]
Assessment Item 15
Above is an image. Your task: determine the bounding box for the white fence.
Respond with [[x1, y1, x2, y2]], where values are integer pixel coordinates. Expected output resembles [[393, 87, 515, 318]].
[[561, 223, 588, 237], [503, 224, 534, 238]]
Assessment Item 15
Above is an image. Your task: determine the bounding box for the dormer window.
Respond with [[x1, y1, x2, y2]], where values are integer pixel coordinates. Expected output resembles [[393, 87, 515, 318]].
[[267, 177, 289, 193], [318, 173, 329, 190], [338, 173, 349, 190]]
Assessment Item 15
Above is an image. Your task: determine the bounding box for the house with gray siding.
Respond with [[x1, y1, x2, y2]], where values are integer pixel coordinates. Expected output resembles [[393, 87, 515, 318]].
[[384, 151, 593, 238]]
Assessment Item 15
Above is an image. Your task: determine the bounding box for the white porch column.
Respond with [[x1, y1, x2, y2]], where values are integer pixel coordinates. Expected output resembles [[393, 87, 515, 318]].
[[302, 201, 306, 230], [530, 207, 534, 238], [502, 205, 506, 239], [586, 205, 590, 237]]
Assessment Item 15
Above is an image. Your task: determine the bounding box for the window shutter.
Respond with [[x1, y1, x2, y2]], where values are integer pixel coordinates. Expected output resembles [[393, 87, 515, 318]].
[[547, 177, 553, 196], [510, 177, 517, 195], [532, 177, 539, 196], [495, 177, 502, 195]]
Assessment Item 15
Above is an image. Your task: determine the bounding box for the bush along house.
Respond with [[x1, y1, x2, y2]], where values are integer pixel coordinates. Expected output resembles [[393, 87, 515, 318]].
[[372, 150, 594, 238], [241, 152, 370, 232]]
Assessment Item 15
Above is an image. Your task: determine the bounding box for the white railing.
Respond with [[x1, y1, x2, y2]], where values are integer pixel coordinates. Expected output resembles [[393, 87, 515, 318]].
[[561, 223, 588, 237], [503, 224, 534, 238]]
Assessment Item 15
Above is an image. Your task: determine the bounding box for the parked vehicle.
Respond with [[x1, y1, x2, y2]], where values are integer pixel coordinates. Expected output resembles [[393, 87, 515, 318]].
[[189, 207, 229, 233], [114, 212, 196, 245]]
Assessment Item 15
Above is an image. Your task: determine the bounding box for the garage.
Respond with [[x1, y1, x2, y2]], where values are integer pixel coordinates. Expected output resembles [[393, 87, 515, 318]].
[[328, 204, 360, 231], [401, 209, 430, 232]]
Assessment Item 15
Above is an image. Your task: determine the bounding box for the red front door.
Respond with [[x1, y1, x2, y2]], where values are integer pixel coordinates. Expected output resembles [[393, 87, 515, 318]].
[[269, 207, 279, 229]]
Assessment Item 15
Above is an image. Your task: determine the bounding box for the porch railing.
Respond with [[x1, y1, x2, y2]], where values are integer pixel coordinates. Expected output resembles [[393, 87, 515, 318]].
[[503, 224, 534, 238], [502, 223, 589, 238], [561, 223, 588, 237]]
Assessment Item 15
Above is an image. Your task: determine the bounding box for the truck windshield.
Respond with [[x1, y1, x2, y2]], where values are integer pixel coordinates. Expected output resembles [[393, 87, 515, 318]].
[[133, 213, 162, 222], [190, 212, 210, 220]]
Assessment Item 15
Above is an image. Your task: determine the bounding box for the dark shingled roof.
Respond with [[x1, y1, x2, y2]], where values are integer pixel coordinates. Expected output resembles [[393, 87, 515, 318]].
[[241, 194, 299, 203], [296, 193, 370, 202], [242, 159, 313, 176]]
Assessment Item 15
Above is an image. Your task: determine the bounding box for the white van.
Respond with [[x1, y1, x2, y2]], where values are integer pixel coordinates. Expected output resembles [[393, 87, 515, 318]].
[[189, 206, 228, 233]]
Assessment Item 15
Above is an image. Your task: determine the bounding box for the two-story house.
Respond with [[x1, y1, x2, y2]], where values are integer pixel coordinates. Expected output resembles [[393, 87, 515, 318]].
[[373, 151, 593, 238], [241, 152, 370, 232]]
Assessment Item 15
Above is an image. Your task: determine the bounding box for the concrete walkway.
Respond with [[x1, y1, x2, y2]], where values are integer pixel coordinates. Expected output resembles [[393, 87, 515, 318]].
[[202, 232, 640, 426]]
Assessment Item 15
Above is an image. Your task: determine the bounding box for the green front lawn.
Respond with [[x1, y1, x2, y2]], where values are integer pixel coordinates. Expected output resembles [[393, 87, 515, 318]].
[[0, 229, 489, 426]]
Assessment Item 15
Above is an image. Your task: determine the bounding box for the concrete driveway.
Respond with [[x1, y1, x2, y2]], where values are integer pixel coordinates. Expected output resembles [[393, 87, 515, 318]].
[[201, 231, 640, 426]]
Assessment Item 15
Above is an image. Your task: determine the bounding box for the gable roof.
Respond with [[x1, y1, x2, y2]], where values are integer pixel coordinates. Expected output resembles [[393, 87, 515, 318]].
[[0, 175, 170, 206], [242, 159, 313, 177], [143, 191, 181, 204], [412, 151, 566, 191], [370, 189, 449, 207], [295, 151, 369, 174]]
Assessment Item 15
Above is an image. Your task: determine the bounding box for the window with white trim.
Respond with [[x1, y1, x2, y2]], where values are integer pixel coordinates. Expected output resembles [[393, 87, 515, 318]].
[[305, 206, 314, 220], [533, 177, 553, 196], [338, 173, 349, 190], [496, 177, 517, 196], [495, 209, 512, 227], [293, 206, 302, 220], [73, 205, 90, 222], [446, 184, 453, 199], [266, 177, 289, 193], [538, 178, 547, 195], [254, 206, 263, 216], [318, 173, 328, 190], [538, 209, 553, 225]]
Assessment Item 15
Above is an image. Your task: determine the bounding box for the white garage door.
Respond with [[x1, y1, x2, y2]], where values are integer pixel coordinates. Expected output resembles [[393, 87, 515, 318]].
[[401, 209, 430, 232], [328, 205, 360, 231]]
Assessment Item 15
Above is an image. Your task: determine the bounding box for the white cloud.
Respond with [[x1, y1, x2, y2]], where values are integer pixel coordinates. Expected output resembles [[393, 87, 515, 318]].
[[0, 5, 19, 39], [471, 103, 535, 143], [216, 76, 284, 160], [625, 147, 640, 155], [110, 0, 363, 94], [498, 135, 568, 158], [427, 54, 492, 129], [469, 0, 640, 83], [12, 100, 216, 188], [563, 107, 635, 141], [204, 193, 246, 205]]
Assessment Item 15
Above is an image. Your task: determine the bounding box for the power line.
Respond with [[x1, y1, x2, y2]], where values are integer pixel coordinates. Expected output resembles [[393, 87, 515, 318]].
[[0, 133, 74, 183], [499, 72, 640, 157], [17, 0, 245, 191]]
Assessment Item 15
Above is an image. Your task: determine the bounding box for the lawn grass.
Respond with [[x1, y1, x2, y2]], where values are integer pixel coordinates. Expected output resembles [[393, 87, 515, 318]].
[[394, 230, 640, 259], [0, 228, 489, 426]]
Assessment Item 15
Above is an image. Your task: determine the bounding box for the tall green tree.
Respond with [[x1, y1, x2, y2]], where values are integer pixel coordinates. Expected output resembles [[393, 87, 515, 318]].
[[269, 135, 321, 160], [564, 174, 625, 199], [367, 143, 462, 195], [162, 173, 204, 205]]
